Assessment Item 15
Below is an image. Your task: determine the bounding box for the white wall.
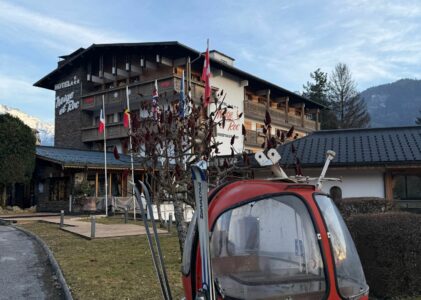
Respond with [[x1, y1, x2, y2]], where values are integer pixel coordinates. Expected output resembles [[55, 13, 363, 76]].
[[209, 72, 245, 155], [288, 169, 385, 198]]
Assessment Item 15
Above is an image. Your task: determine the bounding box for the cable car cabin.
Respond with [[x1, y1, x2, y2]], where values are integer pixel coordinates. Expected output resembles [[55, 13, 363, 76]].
[[181, 180, 369, 300]]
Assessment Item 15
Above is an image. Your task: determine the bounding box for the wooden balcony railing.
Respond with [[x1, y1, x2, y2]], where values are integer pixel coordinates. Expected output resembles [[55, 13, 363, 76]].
[[81, 75, 207, 111], [81, 123, 129, 142], [245, 129, 265, 148], [244, 101, 317, 131]]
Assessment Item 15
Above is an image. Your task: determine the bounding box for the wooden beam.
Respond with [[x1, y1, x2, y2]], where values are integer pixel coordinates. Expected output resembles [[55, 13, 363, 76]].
[[160, 56, 173, 66], [301, 103, 305, 127], [266, 89, 271, 109], [285, 97, 289, 123], [116, 68, 129, 77], [88, 74, 106, 85], [384, 171, 393, 201], [173, 57, 187, 67], [102, 72, 115, 81], [255, 90, 268, 96], [289, 102, 304, 108], [99, 56, 104, 78], [273, 96, 289, 103], [130, 64, 142, 74], [316, 108, 320, 130], [145, 60, 157, 70]]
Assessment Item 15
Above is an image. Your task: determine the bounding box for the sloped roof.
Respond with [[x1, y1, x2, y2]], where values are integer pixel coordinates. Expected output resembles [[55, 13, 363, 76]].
[[278, 126, 421, 168], [36, 146, 144, 170], [33, 41, 324, 109]]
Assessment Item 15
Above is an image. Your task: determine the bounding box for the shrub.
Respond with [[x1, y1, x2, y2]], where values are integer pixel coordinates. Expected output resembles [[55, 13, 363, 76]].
[[336, 197, 394, 219], [346, 212, 421, 298]]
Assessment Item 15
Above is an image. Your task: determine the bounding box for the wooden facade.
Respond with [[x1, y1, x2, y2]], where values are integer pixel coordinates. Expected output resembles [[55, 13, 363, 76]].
[[35, 42, 324, 155]]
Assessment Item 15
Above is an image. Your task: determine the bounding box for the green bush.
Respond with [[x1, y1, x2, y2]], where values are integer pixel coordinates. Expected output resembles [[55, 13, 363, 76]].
[[346, 212, 421, 298], [337, 197, 394, 219]]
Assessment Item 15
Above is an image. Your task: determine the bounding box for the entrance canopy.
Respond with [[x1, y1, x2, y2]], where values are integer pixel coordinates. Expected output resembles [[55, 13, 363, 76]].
[[36, 146, 143, 171]]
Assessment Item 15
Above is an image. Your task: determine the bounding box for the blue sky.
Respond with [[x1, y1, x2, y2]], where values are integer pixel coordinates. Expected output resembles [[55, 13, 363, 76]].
[[1, 0, 421, 122]]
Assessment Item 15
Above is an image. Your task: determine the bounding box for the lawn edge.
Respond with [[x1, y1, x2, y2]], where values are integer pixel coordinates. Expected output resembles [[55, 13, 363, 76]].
[[13, 224, 74, 300]]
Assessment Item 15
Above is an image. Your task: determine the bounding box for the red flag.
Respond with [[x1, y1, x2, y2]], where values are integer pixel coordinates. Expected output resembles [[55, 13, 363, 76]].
[[201, 44, 211, 107], [113, 145, 120, 160], [123, 108, 130, 128], [98, 109, 105, 134]]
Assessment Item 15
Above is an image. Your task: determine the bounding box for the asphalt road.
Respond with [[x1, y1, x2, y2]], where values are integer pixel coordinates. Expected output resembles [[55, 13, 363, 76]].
[[0, 226, 63, 300]]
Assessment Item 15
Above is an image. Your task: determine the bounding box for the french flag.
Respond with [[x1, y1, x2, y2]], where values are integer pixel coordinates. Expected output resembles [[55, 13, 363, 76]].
[[98, 109, 105, 134]]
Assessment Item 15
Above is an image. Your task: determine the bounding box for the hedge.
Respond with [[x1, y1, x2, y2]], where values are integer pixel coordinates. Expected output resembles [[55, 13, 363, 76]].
[[346, 212, 421, 298], [336, 197, 394, 219]]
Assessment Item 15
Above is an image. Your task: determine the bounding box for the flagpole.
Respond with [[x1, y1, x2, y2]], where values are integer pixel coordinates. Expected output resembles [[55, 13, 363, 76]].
[[126, 86, 136, 220], [103, 95, 108, 216], [206, 39, 211, 121]]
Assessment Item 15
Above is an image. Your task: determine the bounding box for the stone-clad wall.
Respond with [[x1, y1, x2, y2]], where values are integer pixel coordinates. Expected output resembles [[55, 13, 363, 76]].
[[54, 66, 88, 149]]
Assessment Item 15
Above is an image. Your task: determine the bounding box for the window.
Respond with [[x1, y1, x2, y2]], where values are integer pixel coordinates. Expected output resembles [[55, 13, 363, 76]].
[[393, 175, 421, 200], [49, 178, 68, 201], [315, 195, 368, 299], [210, 195, 326, 300]]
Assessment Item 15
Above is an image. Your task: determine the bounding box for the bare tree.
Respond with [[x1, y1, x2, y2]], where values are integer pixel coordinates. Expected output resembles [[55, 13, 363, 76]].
[[128, 89, 244, 252], [328, 63, 370, 129]]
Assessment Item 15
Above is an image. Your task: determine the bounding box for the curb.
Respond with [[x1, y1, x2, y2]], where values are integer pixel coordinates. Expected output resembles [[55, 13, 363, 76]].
[[0, 218, 15, 225], [13, 225, 73, 300]]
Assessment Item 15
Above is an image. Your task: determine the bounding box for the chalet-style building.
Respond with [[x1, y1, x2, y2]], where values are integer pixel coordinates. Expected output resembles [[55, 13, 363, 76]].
[[33, 41, 324, 211], [34, 41, 323, 155], [278, 126, 421, 209]]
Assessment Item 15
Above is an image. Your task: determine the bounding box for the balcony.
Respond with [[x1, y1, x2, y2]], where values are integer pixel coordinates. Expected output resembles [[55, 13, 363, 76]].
[[245, 129, 265, 148], [244, 100, 317, 131], [81, 123, 129, 142], [81, 75, 207, 111], [81, 77, 176, 111]]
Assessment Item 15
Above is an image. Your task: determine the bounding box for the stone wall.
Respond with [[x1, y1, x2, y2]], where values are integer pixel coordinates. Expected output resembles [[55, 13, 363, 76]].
[[54, 66, 88, 149]]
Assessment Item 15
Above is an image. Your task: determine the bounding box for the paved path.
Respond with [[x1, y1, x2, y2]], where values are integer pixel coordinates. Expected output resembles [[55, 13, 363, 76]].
[[0, 226, 63, 300], [5, 216, 167, 239]]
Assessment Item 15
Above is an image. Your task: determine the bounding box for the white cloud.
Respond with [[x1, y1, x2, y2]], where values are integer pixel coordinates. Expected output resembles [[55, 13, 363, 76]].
[[0, 75, 54, 122], [0, 0, 133, 52]]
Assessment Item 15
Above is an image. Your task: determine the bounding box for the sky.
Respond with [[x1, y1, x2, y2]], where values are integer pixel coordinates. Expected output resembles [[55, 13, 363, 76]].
[[1, 0, 421, 123]]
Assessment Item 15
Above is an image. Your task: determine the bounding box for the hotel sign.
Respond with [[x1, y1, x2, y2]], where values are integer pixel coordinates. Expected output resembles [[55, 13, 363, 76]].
[[54, 76, 80, 90], [56, 91, 79, 115]]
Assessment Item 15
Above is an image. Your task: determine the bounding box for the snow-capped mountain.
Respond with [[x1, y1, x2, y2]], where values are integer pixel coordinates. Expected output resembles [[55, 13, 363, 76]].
[[0, 104, 54, 145]]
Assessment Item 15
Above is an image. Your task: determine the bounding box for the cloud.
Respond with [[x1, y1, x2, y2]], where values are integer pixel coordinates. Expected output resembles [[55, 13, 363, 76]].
[[0, 0, 132, 52], [221, 0, 421, 91], [0, 75, 54, 122]]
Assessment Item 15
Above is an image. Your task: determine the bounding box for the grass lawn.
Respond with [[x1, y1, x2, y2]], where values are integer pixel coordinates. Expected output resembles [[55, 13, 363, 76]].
[[19, 221, 184, 300]]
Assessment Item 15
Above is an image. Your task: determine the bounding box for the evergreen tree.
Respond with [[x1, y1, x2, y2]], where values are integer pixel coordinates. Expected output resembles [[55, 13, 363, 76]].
[[303, 68, 338, 129], [303, 68, 329, 105], [328, 63, 370, 129], [0, 114, 36, 207]]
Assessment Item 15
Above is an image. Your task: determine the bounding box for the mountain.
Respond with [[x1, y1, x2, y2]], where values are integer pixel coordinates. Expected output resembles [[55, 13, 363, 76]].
[[360, 79, 421, 127], [0, 104, 54, 145]]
